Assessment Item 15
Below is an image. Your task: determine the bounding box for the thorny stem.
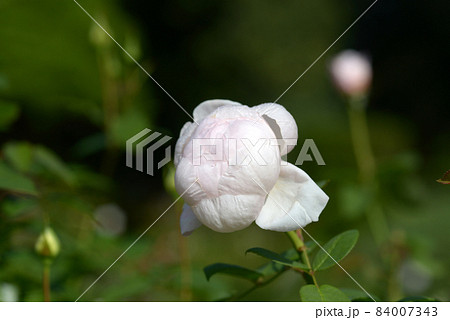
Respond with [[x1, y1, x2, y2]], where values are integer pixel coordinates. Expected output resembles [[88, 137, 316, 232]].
[[286, 230, 319, 288]]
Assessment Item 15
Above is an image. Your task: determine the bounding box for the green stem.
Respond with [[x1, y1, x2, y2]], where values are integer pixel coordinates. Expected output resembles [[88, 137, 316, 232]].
[[347, 97, 389, 246], [347, 96, 376, 183], [43, 259, 51, 302], [233, 271, 284, 301], [286, 230, 319, 288], [347, 96, 401, 300], [286, 230, 304, 251], [178, 203, 192, 301]]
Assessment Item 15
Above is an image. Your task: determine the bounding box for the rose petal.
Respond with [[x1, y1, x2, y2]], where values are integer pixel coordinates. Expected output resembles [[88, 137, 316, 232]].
[[174, 121, 197, 167], [192, 194, 266, 232], [253, 103, 298, 155], [180, 204, 202, 236], [193, 99, 241, 122], [255, 162, 328, 231], [217, 118, 280, 196], [174, 157, 205, 205]]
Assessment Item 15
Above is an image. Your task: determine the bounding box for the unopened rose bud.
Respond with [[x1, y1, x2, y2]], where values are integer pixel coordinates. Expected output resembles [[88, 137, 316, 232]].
[[330, 50, 372, 96], [175, 100, 329, 235], [35, 227, 60, 258]]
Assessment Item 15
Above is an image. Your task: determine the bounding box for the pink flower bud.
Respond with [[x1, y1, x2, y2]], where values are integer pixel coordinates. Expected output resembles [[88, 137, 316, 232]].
[[330, 50, 372, 96]]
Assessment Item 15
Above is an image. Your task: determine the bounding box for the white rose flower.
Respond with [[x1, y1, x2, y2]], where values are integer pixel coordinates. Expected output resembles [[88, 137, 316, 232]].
[[330, 50, 372, 96], [174, 99, 328, 235]]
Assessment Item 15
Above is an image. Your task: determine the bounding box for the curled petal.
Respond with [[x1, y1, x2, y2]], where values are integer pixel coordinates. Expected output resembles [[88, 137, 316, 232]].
[[180, 204, 202, 236], [255, 162, 328, 232], [193, 99, 241, 122], [253, 103, 298, 155]]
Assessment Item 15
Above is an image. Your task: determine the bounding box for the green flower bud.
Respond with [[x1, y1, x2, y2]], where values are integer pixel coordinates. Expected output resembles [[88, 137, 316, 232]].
[[35, 227, 60, 258]]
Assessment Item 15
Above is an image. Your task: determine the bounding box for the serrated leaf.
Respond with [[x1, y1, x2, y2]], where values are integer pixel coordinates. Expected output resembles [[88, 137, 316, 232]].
[[300, 284, 350, 302], [246, 247, 309, 270], [437, 170, 450, 185], [203, 263, 263, 283], [312, 230, 359, 271], [0, 161, 38, 195]]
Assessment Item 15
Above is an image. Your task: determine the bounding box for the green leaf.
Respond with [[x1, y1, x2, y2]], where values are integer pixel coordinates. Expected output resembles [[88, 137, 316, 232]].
[[71, 133, 106, 158], [305, 240, 318, 254], [3, 141, 33, 173], [300, 284, 350, 302], [246, 247, 309, 270], [1, 197, 37, 217], [436, 170, 450, 185], [203, 263, 263, 283], [0, 161, 38, 195], [34, 145, 76, 186], [398, 296, 440, 302], [340, 288, 379, 301], [256, 248, 299, 277], [312, 230, 359, 271], [0, 100, 20, 131]]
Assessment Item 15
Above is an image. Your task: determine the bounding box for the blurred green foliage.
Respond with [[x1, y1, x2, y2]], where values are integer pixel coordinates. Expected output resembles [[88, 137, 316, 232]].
[[0, 0, 449, 301]]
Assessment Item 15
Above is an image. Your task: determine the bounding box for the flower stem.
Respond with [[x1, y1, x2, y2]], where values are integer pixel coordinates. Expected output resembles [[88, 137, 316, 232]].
[[178, 203, 193, 301], [347, 96, 402, 300], [347, 96, 376, 183], [347, 97, 389, 246], [286, 230, 304, 251], [233, 271, 284, 301], [286, 230, 319, 288], [43, 259, 52, 302]]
